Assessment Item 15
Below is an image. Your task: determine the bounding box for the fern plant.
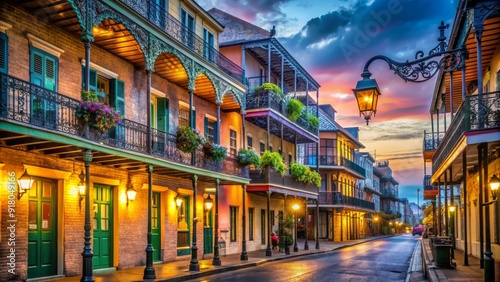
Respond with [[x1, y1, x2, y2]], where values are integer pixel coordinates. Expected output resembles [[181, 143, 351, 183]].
[[261, 150, 286, 176]]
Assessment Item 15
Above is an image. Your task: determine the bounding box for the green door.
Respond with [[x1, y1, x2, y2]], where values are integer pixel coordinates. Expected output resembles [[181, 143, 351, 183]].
[[28, 178, 57, 278], [177, 195, 191, 256], [93, 185, 113, 269], [152, 192, 161, 261], [203, 209, 213, 254]]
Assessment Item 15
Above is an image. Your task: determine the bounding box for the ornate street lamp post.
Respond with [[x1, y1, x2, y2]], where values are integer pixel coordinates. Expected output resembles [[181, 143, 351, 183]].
[[448, 205, 455, 259], [482, 174, 500, 281], [373, 216, 379, 236], [352, 22, 466, 125], [292, 203, 299, 252]]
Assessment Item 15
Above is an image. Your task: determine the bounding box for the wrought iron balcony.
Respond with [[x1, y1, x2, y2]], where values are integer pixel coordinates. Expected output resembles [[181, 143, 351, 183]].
[[432, 91, 500, 173], [298, 155, 365, 179], [246, 90, 318, 136], [0, 73, 246, 178], [119, 0, 244, 83], [248, 168, 317, 194], [318, 191, 375, 210], [340, 157, 366, 177], [423, 130, 443, 151], [380, 188, 399, 201]]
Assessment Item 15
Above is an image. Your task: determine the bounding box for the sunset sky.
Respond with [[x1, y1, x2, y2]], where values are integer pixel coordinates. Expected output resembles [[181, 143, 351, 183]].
[[196, 0, 458, 204]]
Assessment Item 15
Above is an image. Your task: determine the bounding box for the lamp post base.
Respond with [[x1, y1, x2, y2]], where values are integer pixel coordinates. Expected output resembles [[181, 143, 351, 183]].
[[484, 251, 495, 282]]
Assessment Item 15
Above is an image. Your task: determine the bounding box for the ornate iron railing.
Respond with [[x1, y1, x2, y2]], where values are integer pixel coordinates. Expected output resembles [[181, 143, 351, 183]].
[[432, 91, 500, 173], [380, 188, 398, 200], [423, 175, 432, 187], [246, 90, 318, 135], [341, 157, 366, 177], [0, 73, 245, 178], [318, 191, 375, 210], [248, 169, 317, 194], [423, 130, 444, 151], [119, 0, 244, 82]]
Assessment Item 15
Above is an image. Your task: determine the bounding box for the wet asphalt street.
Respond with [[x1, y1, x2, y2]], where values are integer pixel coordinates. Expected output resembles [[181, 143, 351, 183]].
[[190, 234, 419, 282]]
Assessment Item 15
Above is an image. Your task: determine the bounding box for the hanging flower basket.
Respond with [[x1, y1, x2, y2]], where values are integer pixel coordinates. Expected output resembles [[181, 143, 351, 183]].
[[175, 126, 203, 153], [202, 141, 228, 161], [76, 101, 123, 133]]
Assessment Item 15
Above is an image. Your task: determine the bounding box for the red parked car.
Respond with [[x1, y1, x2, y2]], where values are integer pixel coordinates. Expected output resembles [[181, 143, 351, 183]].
[[412, 225, 424, 236]]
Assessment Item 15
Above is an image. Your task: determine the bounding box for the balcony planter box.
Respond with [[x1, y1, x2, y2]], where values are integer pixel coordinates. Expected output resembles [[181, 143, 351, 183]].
[[249, 168, 283, 185], [283, 175, 317, 193]]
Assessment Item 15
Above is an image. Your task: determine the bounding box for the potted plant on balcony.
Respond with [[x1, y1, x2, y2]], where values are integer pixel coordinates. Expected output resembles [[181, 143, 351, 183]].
[[253, 82, 284, 99], [202, 140, 228, 161], [287, 98, 303, 122], [175, 126, 203, 153], [306, 113, 319, 127], [236, 148, 261, 168], [261, 150, 286, 176], [76, 90, 123, 133], [290, 163, 322, 187]]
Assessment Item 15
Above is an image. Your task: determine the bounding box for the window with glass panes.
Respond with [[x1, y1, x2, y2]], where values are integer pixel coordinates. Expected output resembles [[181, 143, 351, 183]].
[[229, 129, 237, 156], [320, 139, 336, 165], [260, 142, 265, 155], [203, 28, 214, 60], [205, 119, 216, 142], [179, 106, 190, 128], [247, 135, 253, 149]]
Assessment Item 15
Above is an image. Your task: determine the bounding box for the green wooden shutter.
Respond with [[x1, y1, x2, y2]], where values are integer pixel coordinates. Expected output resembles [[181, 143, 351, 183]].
[[0, 33, 7, 74], [150, 104, 155, 129], [81, 66, 98, 92], [204, 117, 208, 138], [109, 79, 125, 115], [109, 79, 125, 139], [30, 48, 58, 127], [30, 50, 44, 87], [156, 97, 169, 132], [30, 48, 58, 90], [44, 56, 56, 91]]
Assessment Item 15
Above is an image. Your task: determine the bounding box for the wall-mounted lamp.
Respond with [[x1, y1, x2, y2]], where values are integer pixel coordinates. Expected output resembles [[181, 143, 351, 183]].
[[17, 169, 34, 200], [78, 170, 85, 204], [126, 185, 137, 205], [489, 174, 500, 201], [204, 194, 213, 211], [175, 193, 183, 208], [480, 175, 500, 206], [448, 205, 456, 212]]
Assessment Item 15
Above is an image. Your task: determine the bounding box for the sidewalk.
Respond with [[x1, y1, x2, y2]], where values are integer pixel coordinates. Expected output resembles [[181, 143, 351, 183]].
[[52, 236, 388, 282], [421, 238, 500, 282]]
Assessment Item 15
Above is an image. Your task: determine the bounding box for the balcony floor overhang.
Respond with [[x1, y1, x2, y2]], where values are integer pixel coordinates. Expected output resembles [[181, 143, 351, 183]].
[[0, 121, 249, 185], [245, 109, 318, 143], [315, 205, 373, 213], [318, 166, 365, 179], [246, 184, 318, 199], [431, 130, 500, 184]]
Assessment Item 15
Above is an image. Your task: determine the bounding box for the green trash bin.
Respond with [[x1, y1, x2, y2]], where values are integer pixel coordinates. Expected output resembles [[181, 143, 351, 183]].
[[434, 244, 454, 268]]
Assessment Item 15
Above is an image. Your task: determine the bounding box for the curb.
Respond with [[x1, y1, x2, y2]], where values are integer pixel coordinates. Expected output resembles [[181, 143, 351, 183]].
[[421, 239, 442, 282], [159, 236, 392, 282]]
